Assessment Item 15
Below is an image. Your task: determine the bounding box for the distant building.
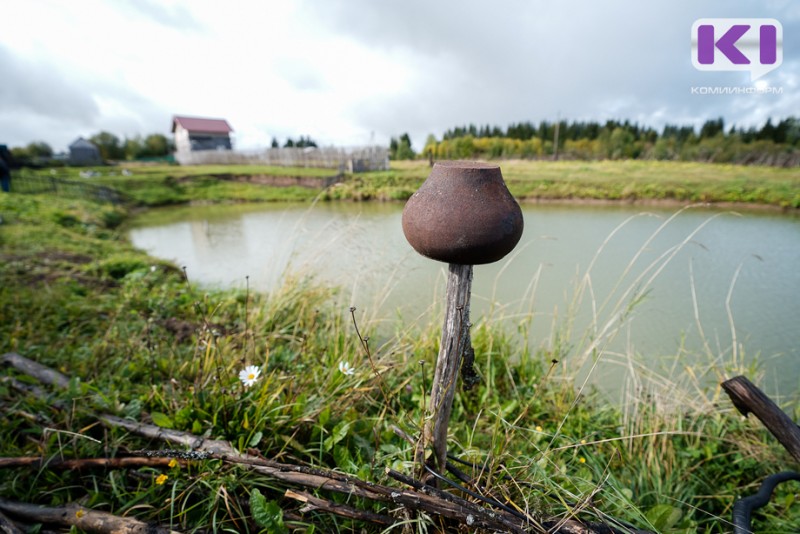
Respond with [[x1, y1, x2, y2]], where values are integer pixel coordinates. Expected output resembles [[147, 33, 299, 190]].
[[69, 137, 102, 166], [171, 116, 234, 153]]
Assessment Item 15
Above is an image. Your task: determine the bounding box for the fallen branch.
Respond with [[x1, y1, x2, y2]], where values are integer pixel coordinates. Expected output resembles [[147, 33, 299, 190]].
[[0, 498, 181, 534], [1, 352, 70, 389], [1, 375, 51, 401], [284, 489, 397, 527], [722, 375, 800, 463], [0, 509, 23, 534], [0, 455, 178, 471], [100, 414, 236, 456], [132, 448, 531, 532]]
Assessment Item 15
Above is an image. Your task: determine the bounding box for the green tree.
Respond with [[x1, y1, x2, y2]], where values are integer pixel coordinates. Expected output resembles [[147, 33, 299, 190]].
[[89, 131, 124, 161], [393, 133, 415, 160], [271, 137, 279, 148], [700, 118, 724, 139], [143, 134, 170, 157], [26, 141, 53, 158], [422, 134, 437, 157], [295, 136, 317, 148], [758, 118, 776, 142], [10, 146, 29, 162], [123, 136, 144, 160], [608, 128, 635, 159]]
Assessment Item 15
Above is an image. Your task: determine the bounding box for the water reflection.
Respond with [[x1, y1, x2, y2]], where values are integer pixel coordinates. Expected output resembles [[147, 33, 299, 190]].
[[129, 202, 800, 399]]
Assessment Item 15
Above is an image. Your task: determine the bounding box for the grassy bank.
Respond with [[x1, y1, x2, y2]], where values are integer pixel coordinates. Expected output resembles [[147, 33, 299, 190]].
[[14, 159, 800, 208], [345, 160, 800, 208], [15, 164, 330, 205], [1, 193, 798, 532]]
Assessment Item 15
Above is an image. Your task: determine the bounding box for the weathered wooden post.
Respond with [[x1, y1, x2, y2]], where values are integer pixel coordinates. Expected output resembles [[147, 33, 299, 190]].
[[402, 161, 523, 472]]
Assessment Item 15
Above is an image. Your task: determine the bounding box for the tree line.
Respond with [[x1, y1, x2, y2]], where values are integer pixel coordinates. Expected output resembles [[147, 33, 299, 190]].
[[391, 117, 800, 166], [271, 135, 318, 149], [8, 132, 173, 166]]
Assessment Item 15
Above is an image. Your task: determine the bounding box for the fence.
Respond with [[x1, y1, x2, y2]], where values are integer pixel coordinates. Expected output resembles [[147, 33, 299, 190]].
[[174, 146, 390, 172], [10, 174, 129, 205]]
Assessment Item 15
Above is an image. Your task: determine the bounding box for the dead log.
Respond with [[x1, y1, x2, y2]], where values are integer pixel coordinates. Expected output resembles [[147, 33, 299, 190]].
[[0, 498, 181, 534], [721, 375, 800, 463]]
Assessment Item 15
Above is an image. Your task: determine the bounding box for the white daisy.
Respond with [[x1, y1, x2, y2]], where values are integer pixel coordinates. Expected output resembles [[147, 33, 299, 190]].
[[338, 361, 355, 376], [239, 365, 261, 387]]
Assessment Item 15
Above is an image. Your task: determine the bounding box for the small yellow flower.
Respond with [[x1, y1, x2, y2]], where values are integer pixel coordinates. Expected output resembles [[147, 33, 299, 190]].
[[579, 457, 586, 464], [155, 474, 168, 485], [580, 439, 587, 445], [168, 458, 178, 468], [76, 509, 85, 519], [535, 425, 543, 432]]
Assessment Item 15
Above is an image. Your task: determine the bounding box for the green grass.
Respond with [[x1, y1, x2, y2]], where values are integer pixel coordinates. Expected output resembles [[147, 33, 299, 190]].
[[382, 160, 800, 208], [1, 192, 798, 532], [16, 159, 800, 208], [16, 164, 334, 206]]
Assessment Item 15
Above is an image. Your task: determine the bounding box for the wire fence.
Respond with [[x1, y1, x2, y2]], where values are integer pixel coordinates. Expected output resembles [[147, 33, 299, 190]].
[[10, 174, 129, 205]]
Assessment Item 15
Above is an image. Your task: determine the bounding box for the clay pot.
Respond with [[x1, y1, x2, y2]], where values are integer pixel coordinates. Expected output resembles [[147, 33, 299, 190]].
[[401, 161, 523, 265]]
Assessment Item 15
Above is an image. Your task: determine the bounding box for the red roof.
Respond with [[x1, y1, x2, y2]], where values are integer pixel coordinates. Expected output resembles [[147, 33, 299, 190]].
[[172, 116, 233, 134]]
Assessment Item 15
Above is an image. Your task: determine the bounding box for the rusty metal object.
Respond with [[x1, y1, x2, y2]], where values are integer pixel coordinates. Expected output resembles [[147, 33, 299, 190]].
[[401, 161, 523, 265]]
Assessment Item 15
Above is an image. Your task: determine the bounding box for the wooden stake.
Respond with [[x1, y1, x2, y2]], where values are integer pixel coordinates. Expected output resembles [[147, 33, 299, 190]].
[[426, 263, 473, 472]]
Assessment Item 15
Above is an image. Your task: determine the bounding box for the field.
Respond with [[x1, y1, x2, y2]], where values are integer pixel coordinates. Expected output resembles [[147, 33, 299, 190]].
[[1, 187, 799, 532], [14, 159, 800, 208], [364, 160, 800, 208]]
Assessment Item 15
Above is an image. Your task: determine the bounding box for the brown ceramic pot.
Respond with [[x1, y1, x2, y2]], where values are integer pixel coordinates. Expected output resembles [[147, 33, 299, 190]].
[[401, 161, 523, 265]]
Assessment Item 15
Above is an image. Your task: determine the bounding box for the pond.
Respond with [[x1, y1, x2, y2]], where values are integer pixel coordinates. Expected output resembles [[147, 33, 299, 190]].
[[129, 201, 800, 400]]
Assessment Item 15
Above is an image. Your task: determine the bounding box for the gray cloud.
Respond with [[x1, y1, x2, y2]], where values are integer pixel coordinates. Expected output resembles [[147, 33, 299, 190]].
[[2, 2, 796, 151], [0, 45, 102, 149], [0, 44, 171, 151], [304, 0, 798, 147], [0, 45, 99, 122]]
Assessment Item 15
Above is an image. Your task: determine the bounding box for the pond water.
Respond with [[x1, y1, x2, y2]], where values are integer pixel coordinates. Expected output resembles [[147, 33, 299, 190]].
[[129, 201, 800, 400]]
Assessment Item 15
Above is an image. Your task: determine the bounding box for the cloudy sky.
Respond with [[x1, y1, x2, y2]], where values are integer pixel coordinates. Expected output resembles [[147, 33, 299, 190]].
[[1, 0, 797, 152]]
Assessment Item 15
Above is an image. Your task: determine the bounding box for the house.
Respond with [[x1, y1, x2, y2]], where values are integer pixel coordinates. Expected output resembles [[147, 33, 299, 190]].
[[69, 137, 101, 165], [171, 116, 234, 153]]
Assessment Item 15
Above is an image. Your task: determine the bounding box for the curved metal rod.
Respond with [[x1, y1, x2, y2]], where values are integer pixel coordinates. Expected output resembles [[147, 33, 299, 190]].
[[732, 471, 800, 534]]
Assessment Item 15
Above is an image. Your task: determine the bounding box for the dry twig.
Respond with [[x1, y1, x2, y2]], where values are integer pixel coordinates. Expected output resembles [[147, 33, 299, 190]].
[[0, 498, 180, 534]]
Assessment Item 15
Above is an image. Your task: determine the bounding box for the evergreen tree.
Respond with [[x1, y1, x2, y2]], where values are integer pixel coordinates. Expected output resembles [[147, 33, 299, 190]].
[[393, 133, 415, 160], [700, 118, 725, 139]]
